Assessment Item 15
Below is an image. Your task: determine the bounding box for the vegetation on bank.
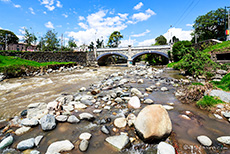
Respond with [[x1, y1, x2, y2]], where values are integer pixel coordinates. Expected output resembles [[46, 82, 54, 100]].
[[203, 40, 230, 53], [196, 95, 225, 108], [212, 73, 230, 91], [0, 55, 75, 77]]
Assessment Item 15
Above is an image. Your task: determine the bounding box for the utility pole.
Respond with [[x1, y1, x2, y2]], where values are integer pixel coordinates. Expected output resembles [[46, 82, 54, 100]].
[[228, 7, 230, 40]]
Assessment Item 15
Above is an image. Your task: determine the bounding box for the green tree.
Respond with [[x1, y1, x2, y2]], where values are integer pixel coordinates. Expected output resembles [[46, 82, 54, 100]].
[[96, 38, 103, 48], [88, 41, 94, 50], [155, 35, 167, 45], [192, 8, 227, 42], [23, 28, 37, 51], [172, 41, 192, 62], [170, 36, 179, 44], [0, 29, 19, 50], [107, 31, 123, 48], [43, 30, 60, 51], [37, 36, 45, 51], [68, 38, 77, 49]]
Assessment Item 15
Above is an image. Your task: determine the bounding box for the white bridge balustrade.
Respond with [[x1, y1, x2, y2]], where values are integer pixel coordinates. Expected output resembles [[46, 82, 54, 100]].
[[95, 45, 172, 66]]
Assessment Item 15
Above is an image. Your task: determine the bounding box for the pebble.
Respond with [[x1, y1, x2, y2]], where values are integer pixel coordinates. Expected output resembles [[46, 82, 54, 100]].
[[213, 114, 223, 119], [161, 87, 168, 92], [15, 126, 31, 135], [79, 87, 86, 92], [67, 115, 80, 123], [137, 79, 144, 84], [197, 135, 212, 146], [35, 135, 43, 146], [114, 117, 127, 128], [40, 114, 56, 131], [21, 118, 39, 127], [79, 113, 95, 121], [223, 112, 230, 118], [101, 125, 110, 134], [17, 138, 35, 151], [180, 115, 191, 120], [79, 139, 89, 152], [163, 105, 174, 111], [105, 134, 130, 151], [0, 135, 14, 149], [144, 98, 154, 104], [46, 140, 74, 153], [93, 109, 102, 114], [30, 150, 41, 154], [157, 142, 175, 154], [217, 136, 230, 145], [56, 115, 68, 122], [79, 132, 92, 140]]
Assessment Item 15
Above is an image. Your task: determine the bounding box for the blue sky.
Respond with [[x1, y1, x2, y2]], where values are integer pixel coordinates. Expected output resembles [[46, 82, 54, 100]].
[[0, 0, 228, 47]]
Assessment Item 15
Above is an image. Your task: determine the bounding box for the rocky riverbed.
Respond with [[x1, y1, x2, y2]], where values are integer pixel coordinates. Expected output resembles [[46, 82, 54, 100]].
[[0, 65, 229, 154]]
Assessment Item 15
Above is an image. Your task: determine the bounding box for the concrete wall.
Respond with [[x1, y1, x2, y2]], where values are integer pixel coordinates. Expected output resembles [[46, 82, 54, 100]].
[[0, 51, 87, 65]]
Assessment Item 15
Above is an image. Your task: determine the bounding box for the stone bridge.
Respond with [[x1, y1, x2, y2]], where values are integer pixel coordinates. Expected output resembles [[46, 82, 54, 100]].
[[95, 45, 171, 66]]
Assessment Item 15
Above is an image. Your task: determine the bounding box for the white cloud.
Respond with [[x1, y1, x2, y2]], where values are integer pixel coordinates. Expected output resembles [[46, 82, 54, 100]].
[[0, 27, 2, 29], [138, 38, 155, 46], [66, 9, 128, 45], [29, 7, 35, 15], [131, 29, 150, 37], [43, 11, 47, 14], [118, 13, 128, 20], [131, 9, 156, 23], [78, 22, 88, 30], [19, 27, 26, 35], [40, 0, 62, 11], [134, 2, 143, 10], [57, 25, 62, 28], [17, 35, 24, 41], [13, 4, 21, 8], [186, 24, 193, 27], [62, 14, 68, 18], [119, 39, 136, 47], [79, 16, 85, 21], [45, 21, 54, 29], [45, 5, 55, 11], [163, 27, 192, 42], [56, 0, 62, 8], [0, 0, 11, 2]]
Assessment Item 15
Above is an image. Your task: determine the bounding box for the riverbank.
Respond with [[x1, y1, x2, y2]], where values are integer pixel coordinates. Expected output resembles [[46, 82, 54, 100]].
[[0, 55, 83, 81], [0, 65, 229, 154]]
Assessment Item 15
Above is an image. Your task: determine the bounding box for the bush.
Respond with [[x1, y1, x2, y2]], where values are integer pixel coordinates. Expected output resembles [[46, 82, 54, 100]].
[[212, 73, 230, 91], [197, 95, 225, 108], [173, 48, 217, 77], [172, 41, 192, 62]]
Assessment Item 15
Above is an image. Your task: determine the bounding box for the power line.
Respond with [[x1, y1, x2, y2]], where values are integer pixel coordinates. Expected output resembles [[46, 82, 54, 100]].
[[173, 0, 195, 27]]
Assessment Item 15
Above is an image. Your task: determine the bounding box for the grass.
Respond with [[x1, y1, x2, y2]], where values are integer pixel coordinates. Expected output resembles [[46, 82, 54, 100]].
[[203, 41, 230, 53], [197, 95, 225, 108], [0, 55, 75, 77], [167, 59, 183, 68], [192, 82, 204, 86], [212, 73, 230, 91]]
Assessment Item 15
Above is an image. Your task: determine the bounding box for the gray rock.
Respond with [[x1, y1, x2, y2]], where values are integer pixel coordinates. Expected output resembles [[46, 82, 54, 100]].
[[197, 135, 212, 146], [30, 150, 41, 154], [217, 136, 230, 144], [105, 134, 130, 151], [127, 113, 136, 127], [56, 115, 68, 122], [27, 103, 47, 119], [157, 142, 175, 154], [101, 125, 110, 134], [216, 70, 227, 75], [17, 138, 35, 151], [40, 114, 56, 131], [79, 87, 87, 92], [223, 111, 230, 118], [131, 88, 143, 98], [35, 135, 43, 146], [209, 90, 230, 103], [137, 79, 144, 84], [163, 105, 174, 111], [214, 114, 223, 119], [72, 102, 87, 109], [46, 140, 74, 154], [128, 96, 141, 109], [79, 139, 89, 152], [79, 113, 95, 121], [21, 118, 38, 127], [0, 136, 14, 149], [67, 115, 80, 123], [81, 99, 93, 106]]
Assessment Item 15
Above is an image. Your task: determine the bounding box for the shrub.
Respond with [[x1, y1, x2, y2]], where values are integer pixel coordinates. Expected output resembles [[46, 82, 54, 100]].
[[197, 95, 225, 108], [172, 41, 192, 62], [212, 73, 230, 91]]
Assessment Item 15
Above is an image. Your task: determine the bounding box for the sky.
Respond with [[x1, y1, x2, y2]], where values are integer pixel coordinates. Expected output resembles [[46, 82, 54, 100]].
[[0, 0, 229, 47]]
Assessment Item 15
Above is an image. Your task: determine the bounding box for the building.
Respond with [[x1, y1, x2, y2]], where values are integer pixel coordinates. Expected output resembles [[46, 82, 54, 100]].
[[8, 42, 37, 51]]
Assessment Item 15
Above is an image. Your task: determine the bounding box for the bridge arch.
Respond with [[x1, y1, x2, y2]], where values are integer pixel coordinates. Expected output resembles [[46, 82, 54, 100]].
[[96, 52, 128, 66], [131, 50, 169, 65]]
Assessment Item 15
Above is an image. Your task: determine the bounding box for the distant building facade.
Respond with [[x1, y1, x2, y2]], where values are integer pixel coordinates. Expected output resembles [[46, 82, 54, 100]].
[[0, 42, 37, 51]]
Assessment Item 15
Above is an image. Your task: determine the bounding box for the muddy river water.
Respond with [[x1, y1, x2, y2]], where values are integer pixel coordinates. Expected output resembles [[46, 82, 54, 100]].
[[0, 66, 229, 154]]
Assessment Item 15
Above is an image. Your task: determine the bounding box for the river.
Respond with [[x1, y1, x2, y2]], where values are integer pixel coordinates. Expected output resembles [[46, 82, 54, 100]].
[[0, 66, 229, 154]]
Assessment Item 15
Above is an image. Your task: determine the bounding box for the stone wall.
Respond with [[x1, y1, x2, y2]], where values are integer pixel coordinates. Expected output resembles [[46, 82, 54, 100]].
[[0, 51, 87, 65]]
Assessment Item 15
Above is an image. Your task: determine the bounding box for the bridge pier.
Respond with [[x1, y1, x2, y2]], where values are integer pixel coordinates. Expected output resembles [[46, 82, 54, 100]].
[[127, 58, 133, 67]]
